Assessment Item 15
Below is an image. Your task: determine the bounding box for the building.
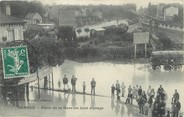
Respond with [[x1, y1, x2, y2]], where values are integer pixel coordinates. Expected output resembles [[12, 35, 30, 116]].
[[164, 6, 179, 21], [156, 4, 179, 21], [25, 12, 42, 25], [0, 4, 25, 43], [90, 28, 105, 37], [156, 3, 166, 19]]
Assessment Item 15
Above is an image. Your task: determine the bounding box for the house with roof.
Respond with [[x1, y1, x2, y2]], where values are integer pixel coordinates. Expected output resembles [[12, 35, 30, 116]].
[[25, 12, 42, 25], [156, 4, 179, 21], [0, 5, 25, 43], [163, 6, 179, 21]]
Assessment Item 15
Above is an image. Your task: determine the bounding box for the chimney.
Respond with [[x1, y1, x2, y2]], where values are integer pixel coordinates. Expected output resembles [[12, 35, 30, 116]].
[[5, 3, 11, 15]]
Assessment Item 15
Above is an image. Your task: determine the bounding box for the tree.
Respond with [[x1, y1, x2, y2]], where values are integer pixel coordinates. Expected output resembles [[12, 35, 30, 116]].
[[84, 28, 89, 33], [147, 2, 157, 17], [4, 38, 65, 71], [57, 26, 76, 41], [157, 33, 172, 50], [77, 28, 82, 34], [28, 37, 65, 67], [24, 25, 45, 39], [0, 1, 45, 18]]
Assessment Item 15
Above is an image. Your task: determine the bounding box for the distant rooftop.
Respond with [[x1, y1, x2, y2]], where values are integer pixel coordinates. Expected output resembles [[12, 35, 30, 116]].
[[0, 13, 26, 25], [25, 12, 39, 19]]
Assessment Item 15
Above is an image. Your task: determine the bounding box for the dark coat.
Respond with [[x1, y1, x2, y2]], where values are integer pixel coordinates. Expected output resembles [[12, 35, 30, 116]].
[[63, 77, 68, 84], [158, 101, 166, 115], [71, 77, 77, 85], [173, 101, 181, 112], [142, 94, 147, 101], [91, 80, 96, 87], [111, 86, 115, 93], [173, 92, 179, 100], [138, 88, 142, 95]]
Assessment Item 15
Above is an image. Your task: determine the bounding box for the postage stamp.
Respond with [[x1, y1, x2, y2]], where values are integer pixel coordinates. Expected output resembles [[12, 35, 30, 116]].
[[1, 46, 30, 79]]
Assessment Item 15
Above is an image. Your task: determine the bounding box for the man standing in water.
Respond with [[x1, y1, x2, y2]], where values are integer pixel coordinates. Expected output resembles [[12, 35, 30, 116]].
[[173, 99, 181, 117], [116, 80, 121, 96], [91, 78, 96, 95], [116, 80, 121, 100], [83, 82, 86, 94], [121, 82, 126, 97], [172, 90, 180, 104], [111, 84, 116, 97], [71, 75, 77, 92], [63, 75, 68, 91]]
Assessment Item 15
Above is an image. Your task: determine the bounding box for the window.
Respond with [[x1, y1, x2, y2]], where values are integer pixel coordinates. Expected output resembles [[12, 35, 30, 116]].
[[4, 29, 8, 37], [2, 30, 8, 42], [14, 28, 19, 40]]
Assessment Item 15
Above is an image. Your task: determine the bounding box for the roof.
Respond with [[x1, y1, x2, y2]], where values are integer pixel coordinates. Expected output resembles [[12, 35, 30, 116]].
[[81, 19, 128, 30], [0, 13, 26, 25], [91, 28, 105, 31], [25, 12, 40, 20], [27, 24, 44, 31], [163, 5, 179, 11], [152, 51, 184, 58]]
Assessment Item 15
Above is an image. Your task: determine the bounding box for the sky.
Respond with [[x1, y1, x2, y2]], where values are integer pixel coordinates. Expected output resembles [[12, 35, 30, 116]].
[[0, 0, 183, 8], [39, 0, 183, 8]]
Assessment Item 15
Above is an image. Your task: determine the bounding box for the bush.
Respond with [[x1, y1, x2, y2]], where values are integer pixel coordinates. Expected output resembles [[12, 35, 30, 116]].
[[84, 28, 90, 33], [157, 33, 173, 50]]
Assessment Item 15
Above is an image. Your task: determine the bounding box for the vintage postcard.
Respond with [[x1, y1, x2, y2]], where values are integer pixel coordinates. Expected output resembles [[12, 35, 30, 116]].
[[0, 0, 183, 117]]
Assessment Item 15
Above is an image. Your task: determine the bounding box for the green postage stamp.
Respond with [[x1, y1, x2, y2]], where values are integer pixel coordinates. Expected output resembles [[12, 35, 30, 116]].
[[1, 46, 30, 79]]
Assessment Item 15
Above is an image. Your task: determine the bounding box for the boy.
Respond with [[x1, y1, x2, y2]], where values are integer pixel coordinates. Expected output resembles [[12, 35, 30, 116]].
[[83, 82, 86, 94], [111, 84, 115, 97]]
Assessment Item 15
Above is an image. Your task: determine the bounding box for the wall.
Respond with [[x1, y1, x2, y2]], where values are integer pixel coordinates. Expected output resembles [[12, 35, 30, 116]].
[[0, 24, 24, 43], [164, 6, 178, 20]]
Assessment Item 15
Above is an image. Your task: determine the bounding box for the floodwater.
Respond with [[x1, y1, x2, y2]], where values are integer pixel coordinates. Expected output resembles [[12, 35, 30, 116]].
[[0, 90, 148, 117], [53, 60, 184, 111], [0, 59, 184, 117]]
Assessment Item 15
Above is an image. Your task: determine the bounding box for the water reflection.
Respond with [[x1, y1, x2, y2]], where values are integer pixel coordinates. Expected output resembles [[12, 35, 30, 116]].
[[125, 104, 130, 116], [71, 94, 77, 107], [63, 93, 70, 106], [111, 97, 115, 110], [58, 93, 61, 101], [90, 95, 95, 108], [120, 104, 125, 117], [83, 94, 86, 106], [115, 101, 120, 115]]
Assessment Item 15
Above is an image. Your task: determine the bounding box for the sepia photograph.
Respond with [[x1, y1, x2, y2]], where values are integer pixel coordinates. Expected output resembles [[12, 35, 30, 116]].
[[0, 0, 183, 117]]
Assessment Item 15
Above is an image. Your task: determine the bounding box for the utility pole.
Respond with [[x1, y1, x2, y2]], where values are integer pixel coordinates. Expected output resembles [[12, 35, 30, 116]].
[[37, 68, 40, 99]]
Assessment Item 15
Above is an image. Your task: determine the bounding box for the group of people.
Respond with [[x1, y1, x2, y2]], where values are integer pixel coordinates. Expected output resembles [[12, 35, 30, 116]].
[[58, 75, 96, 95], [151, 85, 181, 117], [58, 76, 181, 116], [151, 85, 166, 117], [111, 82, 181, 117]]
